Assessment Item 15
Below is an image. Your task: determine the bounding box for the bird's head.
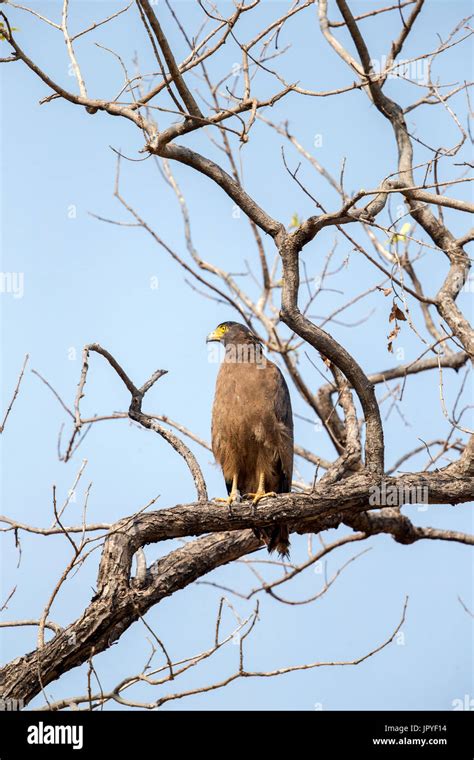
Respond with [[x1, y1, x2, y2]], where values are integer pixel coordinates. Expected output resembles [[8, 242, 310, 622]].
[[206, 321, 260, 347]]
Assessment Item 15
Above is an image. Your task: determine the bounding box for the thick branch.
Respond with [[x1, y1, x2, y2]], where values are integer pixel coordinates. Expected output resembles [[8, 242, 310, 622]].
[[279, 235, 385, 475], [1, 469, 471, 704], [151, 141, 284, 238], [137, 0, 203, 118]]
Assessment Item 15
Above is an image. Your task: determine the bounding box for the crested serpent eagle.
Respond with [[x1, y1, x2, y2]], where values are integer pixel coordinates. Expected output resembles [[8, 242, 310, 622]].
[[206, 322, 294, 557]]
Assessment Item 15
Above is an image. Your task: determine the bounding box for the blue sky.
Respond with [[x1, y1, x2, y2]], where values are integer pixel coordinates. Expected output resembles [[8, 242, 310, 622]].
[[0, 0, 473, 710]]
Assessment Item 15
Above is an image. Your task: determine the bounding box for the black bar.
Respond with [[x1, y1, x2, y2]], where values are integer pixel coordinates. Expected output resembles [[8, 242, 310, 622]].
[[0, 710, 472, 757]]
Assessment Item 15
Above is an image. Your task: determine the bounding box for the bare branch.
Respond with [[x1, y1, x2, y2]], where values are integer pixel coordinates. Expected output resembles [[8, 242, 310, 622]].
[[0, 354, 29, 433]]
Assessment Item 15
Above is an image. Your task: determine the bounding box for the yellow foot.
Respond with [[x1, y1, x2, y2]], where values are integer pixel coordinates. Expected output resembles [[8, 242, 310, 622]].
[[214, 494, 240, 504], [213, 492, 241, 514], [247, 491, 277, 506]]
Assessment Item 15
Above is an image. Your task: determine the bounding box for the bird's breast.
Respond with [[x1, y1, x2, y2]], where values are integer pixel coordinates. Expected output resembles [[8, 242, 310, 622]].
[[212, 362, 275, 448]]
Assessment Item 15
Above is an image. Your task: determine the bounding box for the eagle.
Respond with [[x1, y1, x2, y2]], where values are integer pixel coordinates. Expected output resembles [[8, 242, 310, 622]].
[[206, 321, 294, 557]]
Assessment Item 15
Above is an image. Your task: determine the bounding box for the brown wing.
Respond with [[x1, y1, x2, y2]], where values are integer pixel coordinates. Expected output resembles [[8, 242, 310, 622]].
[[272, 363, 294, 493]]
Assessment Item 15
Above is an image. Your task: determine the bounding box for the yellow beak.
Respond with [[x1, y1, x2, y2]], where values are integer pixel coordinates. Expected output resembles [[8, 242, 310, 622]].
[[206, 329, 222, 343]]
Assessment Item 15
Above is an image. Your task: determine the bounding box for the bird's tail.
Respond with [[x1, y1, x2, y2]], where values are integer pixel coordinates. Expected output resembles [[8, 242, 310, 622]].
[[254, 524, 290, 559]]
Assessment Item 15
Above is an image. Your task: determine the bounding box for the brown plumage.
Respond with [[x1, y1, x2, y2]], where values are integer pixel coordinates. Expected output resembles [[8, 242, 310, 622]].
[[207, 322, 293, 557]]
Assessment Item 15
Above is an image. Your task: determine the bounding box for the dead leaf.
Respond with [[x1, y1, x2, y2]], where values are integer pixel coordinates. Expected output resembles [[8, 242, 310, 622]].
[[387, 325, 400, 342], [389, 303, 407, 322]]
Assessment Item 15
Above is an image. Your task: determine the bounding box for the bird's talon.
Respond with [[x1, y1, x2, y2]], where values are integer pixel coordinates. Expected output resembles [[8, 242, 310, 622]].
[[247, 490, 277, 506], [213, 490, 241, 515]]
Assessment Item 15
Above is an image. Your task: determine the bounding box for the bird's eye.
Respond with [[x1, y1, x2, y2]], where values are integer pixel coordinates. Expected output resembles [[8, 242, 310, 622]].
[[219, 325, 228, 334]]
